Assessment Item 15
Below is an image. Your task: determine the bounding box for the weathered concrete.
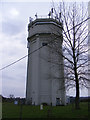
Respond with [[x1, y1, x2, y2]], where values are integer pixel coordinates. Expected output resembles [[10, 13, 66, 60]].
[[26, 18, 66, 106]]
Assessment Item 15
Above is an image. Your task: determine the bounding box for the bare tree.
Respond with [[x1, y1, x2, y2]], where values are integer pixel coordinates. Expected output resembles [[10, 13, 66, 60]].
[[47, 2, 90, 109], [9, 94, 14, 99]]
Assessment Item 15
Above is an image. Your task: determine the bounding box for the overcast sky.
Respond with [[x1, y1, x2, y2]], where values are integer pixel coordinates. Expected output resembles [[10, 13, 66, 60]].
[[0, 0, 89, 98]]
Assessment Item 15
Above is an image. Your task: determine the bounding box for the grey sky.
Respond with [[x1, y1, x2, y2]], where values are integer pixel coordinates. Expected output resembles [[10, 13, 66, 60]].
[[0, 1, 52, 98], [0, 0, 89, 98]]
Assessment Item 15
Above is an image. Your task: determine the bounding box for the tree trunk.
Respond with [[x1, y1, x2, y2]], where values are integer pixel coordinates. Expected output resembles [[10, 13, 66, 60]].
[[72, 13, 80, 109], [75, 76, 80, 109], [74, 65, 80, 109]]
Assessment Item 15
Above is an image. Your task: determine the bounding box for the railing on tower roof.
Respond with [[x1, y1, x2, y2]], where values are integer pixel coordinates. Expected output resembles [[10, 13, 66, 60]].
[[29, 12, 62, 24], [28, 14, 63, 29], [29, 8, 63, 24]]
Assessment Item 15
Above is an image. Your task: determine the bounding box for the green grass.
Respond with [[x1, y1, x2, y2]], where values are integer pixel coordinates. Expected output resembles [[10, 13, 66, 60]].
[[2, 102, 89, 118]]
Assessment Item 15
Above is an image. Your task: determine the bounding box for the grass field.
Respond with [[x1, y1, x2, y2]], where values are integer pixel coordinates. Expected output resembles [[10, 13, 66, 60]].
[[2, 102, 90, 119]]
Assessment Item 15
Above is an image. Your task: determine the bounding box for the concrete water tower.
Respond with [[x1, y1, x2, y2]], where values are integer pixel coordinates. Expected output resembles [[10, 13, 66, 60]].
[[26, 17, 66, 106]]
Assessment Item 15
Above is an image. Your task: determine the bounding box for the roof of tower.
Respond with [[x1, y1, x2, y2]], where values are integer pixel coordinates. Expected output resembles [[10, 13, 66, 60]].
[[28, 18, 63, 29]]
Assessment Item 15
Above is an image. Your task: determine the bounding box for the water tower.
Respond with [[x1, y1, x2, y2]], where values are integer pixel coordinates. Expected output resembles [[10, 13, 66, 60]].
[[26, 15, 66, 106]]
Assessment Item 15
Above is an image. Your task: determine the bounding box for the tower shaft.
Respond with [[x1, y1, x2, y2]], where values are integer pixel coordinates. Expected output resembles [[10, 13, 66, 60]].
[[26, 18, 66, 106]]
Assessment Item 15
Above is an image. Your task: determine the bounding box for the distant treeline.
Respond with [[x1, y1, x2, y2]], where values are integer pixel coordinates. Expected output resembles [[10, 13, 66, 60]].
[[69, 96, 90, 103], [1, 95, 25, 104], [1, 95, 90, 104]]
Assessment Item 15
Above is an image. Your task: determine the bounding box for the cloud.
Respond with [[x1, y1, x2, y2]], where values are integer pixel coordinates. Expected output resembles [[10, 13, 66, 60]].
[[1, 34, 27, 66], [2, 20, 25, 36], [9, 8, 19, 17], [0, 1, 52, 98], [2, 59, 27, 97], [0, 29, 27, 97], [0, 5, 27, 97]]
